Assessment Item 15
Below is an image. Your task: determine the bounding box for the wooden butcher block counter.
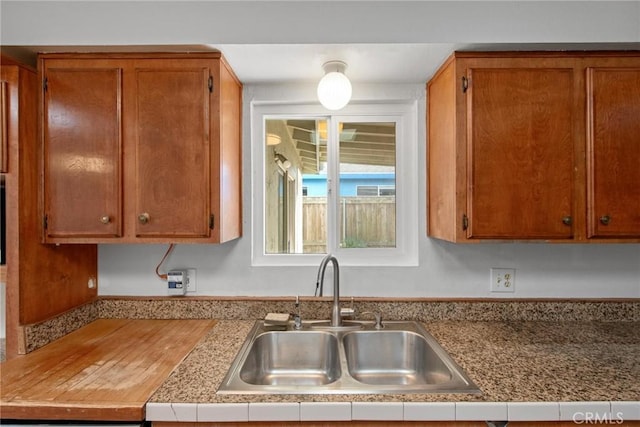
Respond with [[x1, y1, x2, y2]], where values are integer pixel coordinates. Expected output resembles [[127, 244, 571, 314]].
[[0, 319, 215, 421]]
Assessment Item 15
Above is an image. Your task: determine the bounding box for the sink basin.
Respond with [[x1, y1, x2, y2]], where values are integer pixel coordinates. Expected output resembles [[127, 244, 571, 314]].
[[343, 330, 452, 385], [239, 331, 341, 386], [218, 320, 480, 395]]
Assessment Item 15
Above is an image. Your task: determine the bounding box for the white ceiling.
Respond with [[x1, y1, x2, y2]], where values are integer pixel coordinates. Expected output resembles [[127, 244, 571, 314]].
[[5, 42, 639, 86], [1, 43, 463, 84], [215, 42, 640, 84], [214, 43, 461, 84], [2, 1, 639, 85]]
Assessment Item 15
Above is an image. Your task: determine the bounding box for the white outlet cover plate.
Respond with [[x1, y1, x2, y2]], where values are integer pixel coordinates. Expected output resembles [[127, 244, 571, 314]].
[[186, 268, 197, 292], [490, 268, 516, 293]]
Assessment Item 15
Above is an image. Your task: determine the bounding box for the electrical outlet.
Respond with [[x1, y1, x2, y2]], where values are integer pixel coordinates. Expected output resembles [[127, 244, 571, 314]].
[[490, 268, 515, 293], [186, 268, 197, 293]]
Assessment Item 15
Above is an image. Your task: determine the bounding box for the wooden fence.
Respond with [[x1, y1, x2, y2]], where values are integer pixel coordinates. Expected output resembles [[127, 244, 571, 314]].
[[303, 197, 396, 253]]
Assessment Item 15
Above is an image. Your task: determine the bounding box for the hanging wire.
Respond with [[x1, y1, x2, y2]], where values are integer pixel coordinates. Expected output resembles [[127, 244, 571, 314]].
[[155, 244, 175, 280]]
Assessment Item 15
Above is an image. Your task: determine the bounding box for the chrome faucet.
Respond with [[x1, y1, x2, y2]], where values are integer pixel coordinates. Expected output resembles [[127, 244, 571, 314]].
[[315, 253, 342, 327]]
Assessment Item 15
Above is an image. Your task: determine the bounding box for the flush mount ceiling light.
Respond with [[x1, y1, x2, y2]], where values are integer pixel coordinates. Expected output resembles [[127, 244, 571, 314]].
[[317, 60, 352, 111]]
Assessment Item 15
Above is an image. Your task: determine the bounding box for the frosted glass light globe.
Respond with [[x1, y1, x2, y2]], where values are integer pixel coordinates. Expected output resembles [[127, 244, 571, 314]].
[[317, 62, 352, 111]]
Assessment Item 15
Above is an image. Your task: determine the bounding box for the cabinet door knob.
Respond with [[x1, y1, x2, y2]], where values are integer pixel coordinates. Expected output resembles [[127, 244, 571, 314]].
[[100, 215, 111, 224], [562, 216, 572, 226], [599, 215, 611, 225], [138, 213, 150, 224]]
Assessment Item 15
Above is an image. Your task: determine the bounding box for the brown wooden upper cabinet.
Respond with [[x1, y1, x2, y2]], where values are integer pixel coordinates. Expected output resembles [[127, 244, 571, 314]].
[[40, 53, 242, 243], [427, 52, 640, 243], [586, 66, 640, 238]]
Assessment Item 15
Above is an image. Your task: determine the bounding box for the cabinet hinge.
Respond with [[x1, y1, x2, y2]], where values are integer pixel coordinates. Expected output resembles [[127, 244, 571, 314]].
[[209, 214, 215, 230], [462, 214, 469, 231], [43, 77, 48, 92], [208, 76, 213, 93], [43, 214, 48, 230], [461, 76, 468, 93]]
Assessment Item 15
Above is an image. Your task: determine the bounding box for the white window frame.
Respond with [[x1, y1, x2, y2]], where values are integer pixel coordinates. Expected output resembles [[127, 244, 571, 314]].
[[251, 102, 418, 267]]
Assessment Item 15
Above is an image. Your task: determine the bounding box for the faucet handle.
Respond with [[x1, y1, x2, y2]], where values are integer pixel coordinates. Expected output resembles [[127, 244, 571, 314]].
[[340, 296, 356, 318], [340, 307, 356, 318]]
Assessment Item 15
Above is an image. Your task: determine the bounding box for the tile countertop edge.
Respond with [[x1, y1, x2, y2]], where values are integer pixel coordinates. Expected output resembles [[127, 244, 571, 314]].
[[145, 401, 640, 422]]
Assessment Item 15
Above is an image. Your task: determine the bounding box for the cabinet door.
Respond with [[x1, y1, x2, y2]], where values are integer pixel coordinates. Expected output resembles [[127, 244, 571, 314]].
[[466, 68, 574, 239], [587, 67, 640, 238], [43, 67, 122, 238], [134, 66, 211, 237]]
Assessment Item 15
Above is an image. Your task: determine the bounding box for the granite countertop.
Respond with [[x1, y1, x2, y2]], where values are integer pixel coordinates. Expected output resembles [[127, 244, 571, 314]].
[[8, 299, 639, 422], [150, 319, 640, 404]]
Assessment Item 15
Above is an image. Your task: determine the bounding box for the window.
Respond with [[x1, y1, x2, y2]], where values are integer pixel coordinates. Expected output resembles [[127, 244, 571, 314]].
[[356, 186, 379, 196], [252, 103, 418, 266], [379, 186, 396, 196], [356, 185, 396, 197]]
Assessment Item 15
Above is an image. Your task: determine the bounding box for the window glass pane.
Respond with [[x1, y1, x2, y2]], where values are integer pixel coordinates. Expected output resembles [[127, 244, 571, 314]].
[[379, 186, 396, 196], [338, 121, 396, 249], [264, 119, 327, 254], [356, 185, 378, 196]]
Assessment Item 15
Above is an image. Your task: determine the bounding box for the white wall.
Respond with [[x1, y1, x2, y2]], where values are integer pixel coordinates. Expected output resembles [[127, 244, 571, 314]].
[[96, 82, 640, 298], [98, 239, 640, 298], [2, 1, 639, 45]]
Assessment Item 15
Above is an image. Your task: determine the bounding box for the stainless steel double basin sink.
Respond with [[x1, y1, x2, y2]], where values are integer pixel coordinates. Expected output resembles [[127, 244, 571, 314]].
[[218, 320, 480, 395]]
